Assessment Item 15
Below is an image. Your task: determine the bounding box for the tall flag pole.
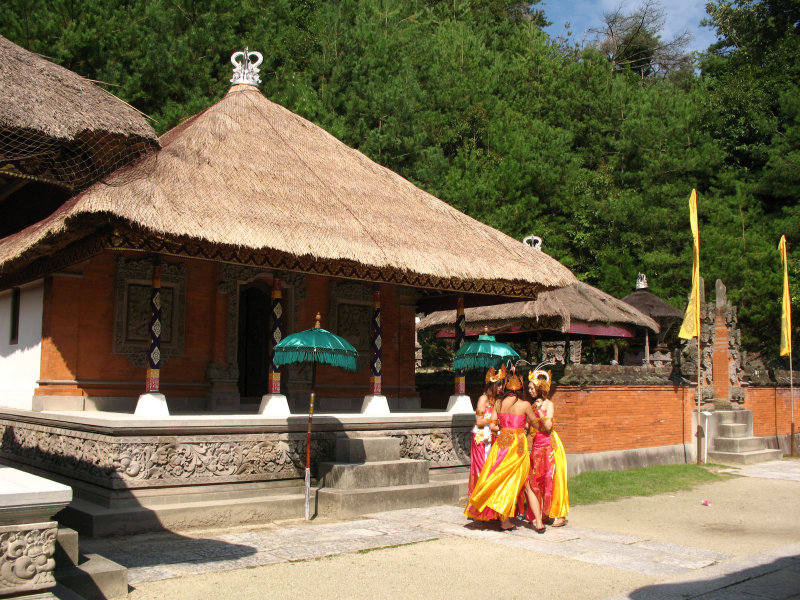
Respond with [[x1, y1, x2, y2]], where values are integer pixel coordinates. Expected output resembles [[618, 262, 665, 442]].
[[778, 235, 795, 455], [678, 190, 702, 463]]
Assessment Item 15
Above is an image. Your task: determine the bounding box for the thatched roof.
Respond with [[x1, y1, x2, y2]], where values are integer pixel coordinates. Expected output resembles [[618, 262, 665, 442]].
[[0, 35, 158, 193], [0, 82, 576, 296], [0, 35, 156, 141], [417, 281, 660, 335], [620, 289, 683, 322]]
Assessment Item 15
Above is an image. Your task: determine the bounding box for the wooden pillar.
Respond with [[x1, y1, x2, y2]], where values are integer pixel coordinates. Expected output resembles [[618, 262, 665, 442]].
[[454, 295, 466, 395], [361, 288, 389, 413], [269, 278, 283, 395], [259, 277, 290, 415], [447, 294, 472, 412], [370, 290, 382, 395], [135, 255, 169, 416]]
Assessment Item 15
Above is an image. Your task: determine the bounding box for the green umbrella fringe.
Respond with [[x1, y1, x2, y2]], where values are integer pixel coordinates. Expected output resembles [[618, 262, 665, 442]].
[[273, 349, 358, 371]]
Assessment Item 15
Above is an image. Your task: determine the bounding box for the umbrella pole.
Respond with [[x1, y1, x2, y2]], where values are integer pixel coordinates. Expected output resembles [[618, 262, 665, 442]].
[[305, 361, 316, 520]]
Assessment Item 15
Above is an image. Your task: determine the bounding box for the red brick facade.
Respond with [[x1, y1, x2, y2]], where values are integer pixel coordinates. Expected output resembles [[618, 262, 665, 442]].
[[35, 251, 418, 406]]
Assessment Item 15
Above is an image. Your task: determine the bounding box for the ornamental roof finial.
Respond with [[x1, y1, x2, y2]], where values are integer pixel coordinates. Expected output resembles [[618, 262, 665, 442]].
[[230, 48, 262, 87], [523, 235, 542, 251], [636, 272, 648, 289]]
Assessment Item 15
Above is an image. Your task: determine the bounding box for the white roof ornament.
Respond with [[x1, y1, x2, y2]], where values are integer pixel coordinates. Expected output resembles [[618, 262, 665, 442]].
[[636, 272, 648, 289], [230, 48, 263, 87], [523, 235, 542, 251]]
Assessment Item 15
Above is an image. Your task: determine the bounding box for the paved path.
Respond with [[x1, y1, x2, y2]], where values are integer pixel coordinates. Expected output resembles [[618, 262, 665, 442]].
[[79, 460, 800, 599]]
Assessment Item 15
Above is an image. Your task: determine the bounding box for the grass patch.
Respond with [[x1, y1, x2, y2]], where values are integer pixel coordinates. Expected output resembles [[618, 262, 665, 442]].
[[570, 464, 729, 505]]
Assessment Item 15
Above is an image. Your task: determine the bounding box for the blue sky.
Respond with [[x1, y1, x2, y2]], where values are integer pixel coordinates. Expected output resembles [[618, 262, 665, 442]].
[[540, 0, 719, 54]]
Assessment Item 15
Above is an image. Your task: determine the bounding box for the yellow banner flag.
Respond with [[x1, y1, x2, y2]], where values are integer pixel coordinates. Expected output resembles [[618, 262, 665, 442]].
[[679, 189, 700, 339], [779, 235, 792, 357]]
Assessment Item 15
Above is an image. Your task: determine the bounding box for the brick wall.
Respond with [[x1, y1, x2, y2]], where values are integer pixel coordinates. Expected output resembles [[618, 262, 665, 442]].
[[744, 386, 796, 437], [37, 254, 416, 405], [551, 385, 695, 453]]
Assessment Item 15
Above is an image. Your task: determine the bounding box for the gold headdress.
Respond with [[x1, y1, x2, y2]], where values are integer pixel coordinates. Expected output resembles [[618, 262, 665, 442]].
[[528, 368, 551, 396], [505, 368, 523, 391], [485, 364, 507, 384]]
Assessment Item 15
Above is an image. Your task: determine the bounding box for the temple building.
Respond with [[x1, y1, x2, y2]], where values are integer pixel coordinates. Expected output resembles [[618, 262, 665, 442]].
[[0, 42, 577, 532]]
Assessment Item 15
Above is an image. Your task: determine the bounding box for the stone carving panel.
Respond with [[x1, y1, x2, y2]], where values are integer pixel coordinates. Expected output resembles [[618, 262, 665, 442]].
[[0, 420, 336, 489], [113, 256, 186, 368], [0, 522, 57, 595], [394, 429, 470, 467], [329, 281, 374, 373]]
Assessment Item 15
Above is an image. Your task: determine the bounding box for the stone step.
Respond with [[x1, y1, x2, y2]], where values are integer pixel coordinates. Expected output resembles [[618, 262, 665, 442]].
[[714, 436, 767, 453], [56, 527, 80, 566], [319, 459, 429, 490], [59, 491, 307, 537], [336, 436, 401, 462], [55, 553, 128, 600], [50, 583, 89, 599], [719, 423, 748, 438], [707, 448, 783, 465], [428, 467, 469, 502], [717, 410, 751, 425], [316, 480, 462, 519]]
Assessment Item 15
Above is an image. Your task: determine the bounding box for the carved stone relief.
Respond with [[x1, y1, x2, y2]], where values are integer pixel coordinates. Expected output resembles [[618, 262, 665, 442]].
[[0, 522, 57, 595], [0, 420, 470, 492], [113, 257, 186, 367], [328, 281, 374, 373]]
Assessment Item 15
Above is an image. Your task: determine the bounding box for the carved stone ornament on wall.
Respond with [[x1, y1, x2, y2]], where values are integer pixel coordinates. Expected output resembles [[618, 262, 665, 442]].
[[0, 421, 470, 492], [113, 256, 186, 368], [0, 522, 57, 595], [329, 281, 374, 372], [395, 429, 470, 467], [0, 420, 335, 489]]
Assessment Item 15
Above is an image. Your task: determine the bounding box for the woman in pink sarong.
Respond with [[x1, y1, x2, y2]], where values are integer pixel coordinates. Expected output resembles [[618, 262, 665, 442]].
[[523, 369, 569, 527], [465, 365, 505, 521]]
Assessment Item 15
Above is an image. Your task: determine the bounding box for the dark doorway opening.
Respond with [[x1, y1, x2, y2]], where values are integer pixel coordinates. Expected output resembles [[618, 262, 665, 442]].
[[237, 284, 270, 401]]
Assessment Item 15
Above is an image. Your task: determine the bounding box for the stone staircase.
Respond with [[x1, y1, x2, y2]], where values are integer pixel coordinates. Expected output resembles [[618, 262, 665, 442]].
[[707, 410, 783, 465], [55, 527, 128, 599], [316, 436, 464, 518]]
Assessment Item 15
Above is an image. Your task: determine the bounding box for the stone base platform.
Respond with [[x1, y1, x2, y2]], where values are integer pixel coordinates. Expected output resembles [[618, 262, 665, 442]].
[[0, 409, 474, 536]]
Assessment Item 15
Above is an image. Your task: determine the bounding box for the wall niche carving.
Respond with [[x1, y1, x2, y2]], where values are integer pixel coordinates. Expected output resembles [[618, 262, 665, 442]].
[[113, 257, 186, 368]]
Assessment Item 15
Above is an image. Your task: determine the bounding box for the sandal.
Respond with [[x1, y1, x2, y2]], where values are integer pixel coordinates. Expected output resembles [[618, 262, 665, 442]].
[[551, 518, 567, 527]]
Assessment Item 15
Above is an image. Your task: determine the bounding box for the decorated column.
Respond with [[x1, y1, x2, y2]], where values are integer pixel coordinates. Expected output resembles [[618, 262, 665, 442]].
[[361, 289, 390, 414], [135, 256, 169, 416], [447, 294, 473, 412], [259, 277, 290, 415]]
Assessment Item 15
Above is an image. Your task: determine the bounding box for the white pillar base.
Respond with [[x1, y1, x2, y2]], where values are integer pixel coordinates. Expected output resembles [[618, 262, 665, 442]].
[[361, 394, 390, 415], [447, 394, 473, 413], [259, 394, 291, 416], [134, 392, 169, 417]]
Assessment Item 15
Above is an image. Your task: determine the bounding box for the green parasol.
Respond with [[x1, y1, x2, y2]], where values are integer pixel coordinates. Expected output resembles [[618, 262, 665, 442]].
[[273, 313, 358, 519], [452, 328, 520, 372]]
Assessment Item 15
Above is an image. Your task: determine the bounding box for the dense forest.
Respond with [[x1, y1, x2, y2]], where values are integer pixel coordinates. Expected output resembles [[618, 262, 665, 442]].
[[2, 0, 799, 364]]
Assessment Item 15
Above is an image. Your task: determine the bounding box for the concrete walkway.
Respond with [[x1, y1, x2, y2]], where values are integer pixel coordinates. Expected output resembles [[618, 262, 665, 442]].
[[77, 460, 799, 600]]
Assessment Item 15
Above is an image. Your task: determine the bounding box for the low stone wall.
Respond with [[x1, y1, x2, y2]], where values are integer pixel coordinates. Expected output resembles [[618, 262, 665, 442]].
[[0, 411, 472, 493]]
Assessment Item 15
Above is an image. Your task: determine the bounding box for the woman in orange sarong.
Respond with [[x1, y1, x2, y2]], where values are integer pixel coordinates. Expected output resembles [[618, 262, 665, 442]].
[[465, 369, 546, 532], [465, 366, 505, 521]]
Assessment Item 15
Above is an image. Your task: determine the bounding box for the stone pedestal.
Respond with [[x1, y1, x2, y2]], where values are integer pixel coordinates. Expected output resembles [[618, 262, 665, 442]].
[[258, 394, 290, 416], [361, 394, 390, 415], [446, 394, 473, 413], [134, 392, 169, 417]]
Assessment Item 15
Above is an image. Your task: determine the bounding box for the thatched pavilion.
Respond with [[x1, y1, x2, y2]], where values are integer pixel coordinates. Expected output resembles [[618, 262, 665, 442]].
[[417, 280, 659, 364], [0, 47, 576, 532], [0, 36, 158, 237], [620, 273, 684, 366]]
